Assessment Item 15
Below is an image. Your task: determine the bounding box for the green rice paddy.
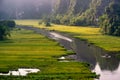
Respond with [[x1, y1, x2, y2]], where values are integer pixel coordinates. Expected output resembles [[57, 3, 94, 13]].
[[15, 20, 120, 52], [0, 28, 96, 80]]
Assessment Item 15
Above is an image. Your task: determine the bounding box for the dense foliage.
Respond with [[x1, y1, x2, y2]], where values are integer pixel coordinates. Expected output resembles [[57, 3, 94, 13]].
[[51, 0, 113, 26], [51, 0, 120, 36], [42, 16, 51, 27], [99, 1, 120, 36], [51, 0, 91, 26], [16, 20, 120, 51], [0, 20, 15, 40]]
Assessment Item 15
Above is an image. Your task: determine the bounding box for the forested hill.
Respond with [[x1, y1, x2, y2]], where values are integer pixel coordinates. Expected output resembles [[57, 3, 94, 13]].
[[52, 0, 117, 25], [0, 0, 119, 22], [53, 0, 91, 15]]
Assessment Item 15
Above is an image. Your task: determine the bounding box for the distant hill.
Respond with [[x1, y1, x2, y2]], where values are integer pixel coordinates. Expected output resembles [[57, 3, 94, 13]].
[[0, 0, 52, 19], [52, 0, 118, 26], [0, 0, 119, 27]]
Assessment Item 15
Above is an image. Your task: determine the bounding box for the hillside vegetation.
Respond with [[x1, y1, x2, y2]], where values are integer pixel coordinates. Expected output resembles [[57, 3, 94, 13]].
[[51, 0, 112, 25]]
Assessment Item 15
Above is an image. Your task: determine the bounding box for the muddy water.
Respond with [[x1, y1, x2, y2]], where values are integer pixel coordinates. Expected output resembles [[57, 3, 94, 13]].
[[18, 26, 120, 80]]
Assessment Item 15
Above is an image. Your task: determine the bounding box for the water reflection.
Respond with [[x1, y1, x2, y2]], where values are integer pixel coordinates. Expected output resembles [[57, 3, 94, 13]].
[[93, 63, 120, 80], [48, 31, 120, 80], [0, 68, 40, 76], [73, 38, 120, 80], [18, 26, 120, 80], [73, 38, 97, 69]]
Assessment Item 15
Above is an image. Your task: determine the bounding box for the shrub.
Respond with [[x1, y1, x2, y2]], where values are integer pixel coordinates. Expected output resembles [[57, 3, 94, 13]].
[[0, 20, 16, 40], [44, 22, 51, 27], [6, 20, 16, 29], [0, 25, 10, 40], [0, 20, 16, 29]]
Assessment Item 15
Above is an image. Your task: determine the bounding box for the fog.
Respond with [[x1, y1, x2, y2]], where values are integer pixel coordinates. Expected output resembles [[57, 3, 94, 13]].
[[3, 0, 51, 6], [0, 0, 53, 19]]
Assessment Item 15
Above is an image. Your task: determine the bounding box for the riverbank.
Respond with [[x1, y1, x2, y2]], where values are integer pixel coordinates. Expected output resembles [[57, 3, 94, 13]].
[[15, 20, 120, 53], [0, 28, 97, 80], [15, 20, 120, 80], [17, 25, 120, 80]]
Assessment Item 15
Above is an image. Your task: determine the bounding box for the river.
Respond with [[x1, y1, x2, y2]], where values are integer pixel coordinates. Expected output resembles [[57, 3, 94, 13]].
[[18, 26, 120, 80]]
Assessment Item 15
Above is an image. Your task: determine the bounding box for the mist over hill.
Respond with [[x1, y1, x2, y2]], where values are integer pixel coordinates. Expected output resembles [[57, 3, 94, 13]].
[[0, 0, 53, 19], [0, 0, 120, 26], [0, 0, 118, 20]]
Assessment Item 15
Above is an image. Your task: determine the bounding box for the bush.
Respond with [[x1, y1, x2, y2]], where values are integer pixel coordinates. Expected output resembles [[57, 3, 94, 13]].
[[6, 20, 16, 29], [0, 20, 16, 29], [0, 20, 16, 40], [0, 25, 10, 40], [44, 22, 51, 27]]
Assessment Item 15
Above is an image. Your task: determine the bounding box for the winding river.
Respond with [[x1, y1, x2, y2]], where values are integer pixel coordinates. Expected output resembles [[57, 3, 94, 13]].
[[18, 26, 120, 80]]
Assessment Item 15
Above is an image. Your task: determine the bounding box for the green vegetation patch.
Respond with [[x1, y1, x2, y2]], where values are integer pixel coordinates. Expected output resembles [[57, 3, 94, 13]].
[[0, 28, 96, 80], [48, 25, 120, 52], [15, 20, 120, 52]]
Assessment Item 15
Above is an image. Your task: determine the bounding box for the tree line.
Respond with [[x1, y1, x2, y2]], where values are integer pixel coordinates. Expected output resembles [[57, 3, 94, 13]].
[[99, 1, 120, 36]]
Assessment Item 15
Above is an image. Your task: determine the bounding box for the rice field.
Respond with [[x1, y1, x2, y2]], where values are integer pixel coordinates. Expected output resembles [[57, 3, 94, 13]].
[[0, 28, 96, 80], [15, 20, 120, 52]]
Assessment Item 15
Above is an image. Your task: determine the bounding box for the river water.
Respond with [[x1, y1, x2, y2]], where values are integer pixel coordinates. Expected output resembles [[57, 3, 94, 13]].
[[18, 26, 120, 80], [73, 38, 120, 80]]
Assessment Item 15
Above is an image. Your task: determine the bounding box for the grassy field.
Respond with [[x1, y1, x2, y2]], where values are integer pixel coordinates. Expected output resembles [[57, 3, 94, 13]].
[[15, 20, 120, 52], [0, 28, 96, 80]]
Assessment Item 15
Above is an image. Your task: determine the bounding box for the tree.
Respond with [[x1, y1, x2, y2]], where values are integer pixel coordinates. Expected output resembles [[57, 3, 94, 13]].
[[6, 20, 16, 29], [0, 25, 10, 40], [0, 20, 15, 40], [99, 1, 120, 36], [42, 16, 51, 27]]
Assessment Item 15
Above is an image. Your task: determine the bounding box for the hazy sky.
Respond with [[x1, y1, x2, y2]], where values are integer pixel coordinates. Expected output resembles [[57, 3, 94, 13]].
[[3, 0, 51, 7], [0, 0, 53, 19]]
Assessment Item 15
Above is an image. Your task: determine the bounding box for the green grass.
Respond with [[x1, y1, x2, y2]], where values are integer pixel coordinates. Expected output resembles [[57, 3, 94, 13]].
[[0, 28, 96, 80], [15, 20, 120, 52]]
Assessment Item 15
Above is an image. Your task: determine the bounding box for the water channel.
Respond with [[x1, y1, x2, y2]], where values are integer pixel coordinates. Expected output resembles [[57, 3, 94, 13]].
[[18, 26, 120, 80]]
